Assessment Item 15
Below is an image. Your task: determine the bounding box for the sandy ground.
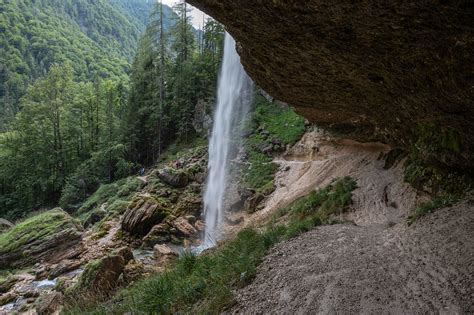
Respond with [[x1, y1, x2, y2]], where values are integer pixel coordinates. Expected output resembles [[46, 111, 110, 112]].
[[227, 129, 420, 236], [229, 199, 474, 314], [224, 130, 473, 314]]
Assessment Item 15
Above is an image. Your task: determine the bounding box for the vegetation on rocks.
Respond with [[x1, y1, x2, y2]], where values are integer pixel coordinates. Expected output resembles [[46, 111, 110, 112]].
[[403, 122, 473, 196], [0, 208, 82, 268], [0, 209, 79, 254], [64, 177, 356, 314], [241, 94, 305, 192]]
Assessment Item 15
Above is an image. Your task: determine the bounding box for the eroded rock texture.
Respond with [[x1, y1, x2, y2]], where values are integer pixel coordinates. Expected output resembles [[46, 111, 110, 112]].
[[188, 0, 474, 170]]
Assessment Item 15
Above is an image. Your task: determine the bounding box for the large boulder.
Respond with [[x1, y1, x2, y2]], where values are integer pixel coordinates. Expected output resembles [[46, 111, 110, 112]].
[[172, 217, 197, 237], [35, 291, 63, 315], [0, 209, 83, 268], [142, 223, 172, 248], [153, 244, 178, 266], [158, 168, 189, 188], [71, 247, 133, 295], [121, 195, 170, 236], [188, 0, 474, 172]]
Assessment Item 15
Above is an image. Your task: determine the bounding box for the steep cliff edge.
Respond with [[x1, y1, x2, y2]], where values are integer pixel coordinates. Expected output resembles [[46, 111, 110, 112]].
[[187, 0, 474, 172]]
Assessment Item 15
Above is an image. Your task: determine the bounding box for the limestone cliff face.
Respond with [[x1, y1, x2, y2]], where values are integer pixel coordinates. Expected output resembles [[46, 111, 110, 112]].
[[188, 0, 474, 171]]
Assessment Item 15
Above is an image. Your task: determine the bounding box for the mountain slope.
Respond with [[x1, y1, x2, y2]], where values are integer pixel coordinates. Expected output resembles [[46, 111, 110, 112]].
[[0, 0, 177, 130], [111, 0, 178, 32]]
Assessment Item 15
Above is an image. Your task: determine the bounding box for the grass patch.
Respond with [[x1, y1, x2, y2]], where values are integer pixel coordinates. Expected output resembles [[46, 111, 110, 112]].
[[243, 151, 278, 191], [251, 95, 306, 146], [78, 177, 142, 216], [240, 94, 305, 192], [64, 177, 356, 314], [407, 195, 459, 225]]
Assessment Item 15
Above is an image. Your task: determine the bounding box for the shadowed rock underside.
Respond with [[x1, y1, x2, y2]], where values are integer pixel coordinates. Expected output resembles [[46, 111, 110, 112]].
[[188, 0, 474, 171]]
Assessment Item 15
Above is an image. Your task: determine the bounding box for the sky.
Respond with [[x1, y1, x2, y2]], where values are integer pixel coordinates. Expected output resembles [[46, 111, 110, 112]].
[[161, 0, 208, 29]]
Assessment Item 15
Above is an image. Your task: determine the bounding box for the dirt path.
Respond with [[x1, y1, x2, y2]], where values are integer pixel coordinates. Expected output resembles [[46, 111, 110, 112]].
[[230, 199, 474, 314]]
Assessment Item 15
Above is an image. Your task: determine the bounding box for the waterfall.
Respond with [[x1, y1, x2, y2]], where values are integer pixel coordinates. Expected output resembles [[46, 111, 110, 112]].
[[201, 33, 252, 248]]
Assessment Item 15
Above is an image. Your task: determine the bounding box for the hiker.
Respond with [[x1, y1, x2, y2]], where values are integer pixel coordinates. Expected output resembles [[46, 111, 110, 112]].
[[139, 167, 145, 176]]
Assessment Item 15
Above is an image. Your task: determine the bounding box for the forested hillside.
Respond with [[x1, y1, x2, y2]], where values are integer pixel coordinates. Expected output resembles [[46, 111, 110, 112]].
[[111, 0, 177, 32], [0, 1, 225, 220], [0, 0, 177, 130]]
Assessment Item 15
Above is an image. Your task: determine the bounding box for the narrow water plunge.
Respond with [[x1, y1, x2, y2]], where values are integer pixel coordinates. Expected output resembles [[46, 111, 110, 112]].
[[201, 33, 252, 249]]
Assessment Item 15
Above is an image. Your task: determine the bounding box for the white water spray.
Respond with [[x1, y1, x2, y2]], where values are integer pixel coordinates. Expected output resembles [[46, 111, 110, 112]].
[[202, 33, 252, 248]]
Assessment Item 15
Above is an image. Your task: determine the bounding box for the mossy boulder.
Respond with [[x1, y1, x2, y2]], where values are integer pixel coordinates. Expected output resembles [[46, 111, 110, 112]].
[[121, 195, 170, 236], [0, 209, 83, 268], [158, 167, 189, 188]]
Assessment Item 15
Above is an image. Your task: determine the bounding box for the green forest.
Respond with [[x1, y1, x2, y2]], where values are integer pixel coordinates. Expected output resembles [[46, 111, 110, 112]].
[[0, 0, 224, 220]]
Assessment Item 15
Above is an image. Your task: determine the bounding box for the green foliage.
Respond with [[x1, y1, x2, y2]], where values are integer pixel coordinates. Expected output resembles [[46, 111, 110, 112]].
[[274, 177, 357, 227], [64, 178, 356, 314], [241, 94, 306, 191], [0, 0, 223, 222], [0, 208, 79, 253], [404, 123, 472, 194], [252, 95, 306, 146], [0, 64, 134, 219], [407, 195, 459, 225], [0, 0, 171, 129], [76, 259, 103, 291], [77, 177, 142, 215], [244, 151, 278, 191], [404, 159, 472, 195], [124, 3, 223, 165]]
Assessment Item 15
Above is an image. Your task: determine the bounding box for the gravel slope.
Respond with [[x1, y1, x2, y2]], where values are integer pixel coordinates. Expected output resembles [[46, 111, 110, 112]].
[[230, 199, 474, 314]]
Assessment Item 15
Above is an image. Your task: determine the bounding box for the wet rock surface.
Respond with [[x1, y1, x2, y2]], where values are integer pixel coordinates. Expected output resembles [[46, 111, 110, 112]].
[[153, 244, 178, 266], [35, 291, 63, 315]]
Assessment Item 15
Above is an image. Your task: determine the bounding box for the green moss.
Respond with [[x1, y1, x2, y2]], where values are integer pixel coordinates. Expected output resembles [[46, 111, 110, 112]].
[[78, 259, 103, 290], [65, 259, 103, 299], [240, 94, 305, 192], [77, 176, 143, 218], [243, 150, 278, 191], [106, 199, 130, 214], [0, 208, 79, 254], [252, 95, 306, 146], [274, 177, 357, 225], [404, 123, 472, 195], [404, 159, 472, 195], [416, 123, 463, 155]]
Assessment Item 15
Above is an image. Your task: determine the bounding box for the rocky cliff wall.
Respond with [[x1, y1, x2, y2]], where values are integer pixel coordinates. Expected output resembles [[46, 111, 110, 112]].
[[188, 0, 474, 172]]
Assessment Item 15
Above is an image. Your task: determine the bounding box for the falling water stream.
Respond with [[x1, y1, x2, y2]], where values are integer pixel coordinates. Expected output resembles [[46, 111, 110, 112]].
[[201, 32, 252, 249]]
